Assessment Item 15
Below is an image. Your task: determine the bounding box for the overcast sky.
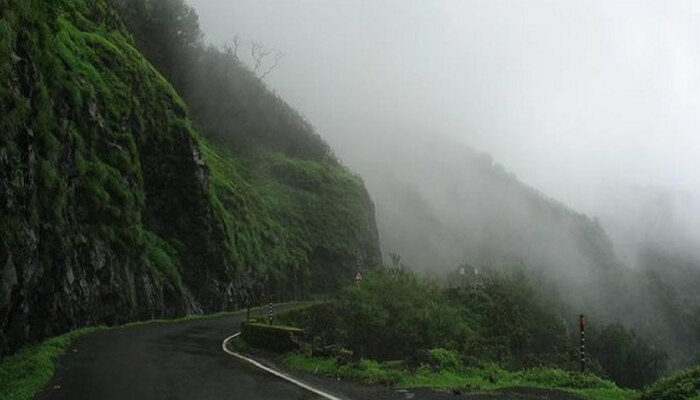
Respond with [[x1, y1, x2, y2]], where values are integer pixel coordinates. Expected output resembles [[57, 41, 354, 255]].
[[187, 0, 700, 214]]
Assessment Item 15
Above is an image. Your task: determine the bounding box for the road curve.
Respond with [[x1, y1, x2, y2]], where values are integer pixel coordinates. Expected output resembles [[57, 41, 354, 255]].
[[37, 306, 324, 400]]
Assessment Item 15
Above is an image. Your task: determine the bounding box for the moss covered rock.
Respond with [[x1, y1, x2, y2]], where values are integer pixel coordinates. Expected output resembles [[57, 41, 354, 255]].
[[0, 0, 380, 354]]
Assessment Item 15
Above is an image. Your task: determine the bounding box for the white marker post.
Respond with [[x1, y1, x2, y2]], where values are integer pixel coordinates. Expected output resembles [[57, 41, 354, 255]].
[[579, 314, 586, 372]]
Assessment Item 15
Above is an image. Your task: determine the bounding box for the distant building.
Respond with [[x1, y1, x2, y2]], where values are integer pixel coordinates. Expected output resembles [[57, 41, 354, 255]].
[[447, 263, 488, 290]]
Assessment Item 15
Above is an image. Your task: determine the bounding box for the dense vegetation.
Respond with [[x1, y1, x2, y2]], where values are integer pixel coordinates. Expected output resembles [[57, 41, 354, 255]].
[[0, 0, 379, 354], [105, 0, 382, 295], [106, 1, 700, 383], [636, 247, 700, 367], [1, 1, 696, 399], [0, 327, 105, 400], [638, 365, 700, 400], [107, 0, 331, 160], [1, 0, 210, 350], [358, 122, 700, 372], [285, 354, 635, 400], [280, 268, 668, 390]]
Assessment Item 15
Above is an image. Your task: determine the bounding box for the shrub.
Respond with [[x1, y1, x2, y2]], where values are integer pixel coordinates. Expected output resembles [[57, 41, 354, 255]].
[[587, 323, 667, 388], [334, 268, 471, 360], [521, 368, 616, 390], [473, 269, 569, 368], [275, 303, 346, 349], [428, 348, 462, 369], [638, 365, 700, 400]]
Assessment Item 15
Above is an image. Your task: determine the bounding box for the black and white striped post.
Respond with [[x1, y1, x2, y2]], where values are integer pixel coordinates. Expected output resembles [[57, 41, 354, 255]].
[[579, 314, 586, 373], [268, 302, 274, 326]]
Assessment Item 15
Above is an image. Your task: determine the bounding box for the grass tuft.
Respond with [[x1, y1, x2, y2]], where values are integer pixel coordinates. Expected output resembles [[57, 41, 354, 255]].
[[0, 327, 106, 400], [285, 353, 637, 400]]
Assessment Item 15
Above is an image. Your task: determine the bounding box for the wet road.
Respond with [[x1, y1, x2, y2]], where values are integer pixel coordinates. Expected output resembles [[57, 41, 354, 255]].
[[37, 307, 323, 400]]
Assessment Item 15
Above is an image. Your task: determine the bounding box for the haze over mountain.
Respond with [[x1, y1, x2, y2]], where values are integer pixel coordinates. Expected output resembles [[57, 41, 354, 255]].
[[185, 0, 700, 367], [188, 0, 700, 270], [3, 3, 700, 398]]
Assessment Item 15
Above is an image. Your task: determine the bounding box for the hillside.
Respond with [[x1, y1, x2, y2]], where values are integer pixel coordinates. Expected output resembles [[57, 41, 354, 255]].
[[346, 135, 619, 303], [341, 134, 699, 366], [159, 0, 700, 369], [0, 0, 380, 354]]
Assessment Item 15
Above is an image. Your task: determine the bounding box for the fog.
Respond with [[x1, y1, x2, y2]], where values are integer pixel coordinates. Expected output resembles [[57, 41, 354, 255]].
[[186, 0, 700, 269], [169, 0, 700, 366]]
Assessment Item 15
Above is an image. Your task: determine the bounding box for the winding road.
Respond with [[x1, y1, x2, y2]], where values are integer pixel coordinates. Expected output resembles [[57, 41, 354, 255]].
[[36, 306, 324, 400], [33, 306, 581, 400]]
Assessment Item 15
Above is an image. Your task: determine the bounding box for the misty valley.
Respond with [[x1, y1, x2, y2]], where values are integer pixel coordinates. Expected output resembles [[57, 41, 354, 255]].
[[1, 1, 699, 400]]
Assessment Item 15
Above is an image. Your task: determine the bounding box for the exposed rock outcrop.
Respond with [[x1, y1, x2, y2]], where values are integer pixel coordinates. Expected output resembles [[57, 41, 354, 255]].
[[0, 0, 380, 354]]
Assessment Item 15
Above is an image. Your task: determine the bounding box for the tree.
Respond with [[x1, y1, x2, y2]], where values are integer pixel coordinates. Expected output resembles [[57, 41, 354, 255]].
[[108, 0, 202, 88], [587, 323, 667, 388], [249, 41, 283, 81], [109, 0, 332, 160]]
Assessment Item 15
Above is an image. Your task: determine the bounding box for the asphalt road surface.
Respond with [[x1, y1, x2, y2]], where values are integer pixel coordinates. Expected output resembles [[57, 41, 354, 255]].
[[37, 306, 324, 400], [34, 306, 584, 400]]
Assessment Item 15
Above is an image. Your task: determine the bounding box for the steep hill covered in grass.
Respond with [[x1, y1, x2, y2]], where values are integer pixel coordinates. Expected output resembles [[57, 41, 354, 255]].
[[345, 134, 690, 366], [348, 135, 622, 310], [0, 0, 380, 354]]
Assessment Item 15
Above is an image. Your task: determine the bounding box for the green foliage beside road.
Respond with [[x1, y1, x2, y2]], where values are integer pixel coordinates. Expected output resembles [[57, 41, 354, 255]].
[[201, 140, 376, 295], [334, 268, 471, 360], [286, 352, 635, 400], [290, 269, 572, 369], [587, 323, 668, 389], [0, 327, 105, 400], [638, 366, 700, 400], [278, 268, 666, 391]]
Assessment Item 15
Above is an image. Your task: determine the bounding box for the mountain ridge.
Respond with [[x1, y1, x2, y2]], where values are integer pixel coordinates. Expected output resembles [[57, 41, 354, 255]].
[[0, 0, 380, 354]]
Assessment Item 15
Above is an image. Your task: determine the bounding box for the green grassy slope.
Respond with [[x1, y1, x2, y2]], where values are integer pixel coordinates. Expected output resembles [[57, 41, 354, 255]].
[[201, 141, 377, 295], [0, 0, 380, 354], [638, 366, 700, 400]]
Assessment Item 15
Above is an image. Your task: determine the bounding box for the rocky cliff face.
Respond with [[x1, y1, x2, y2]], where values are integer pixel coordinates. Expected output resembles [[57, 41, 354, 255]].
[[0, 0, 380, 354]]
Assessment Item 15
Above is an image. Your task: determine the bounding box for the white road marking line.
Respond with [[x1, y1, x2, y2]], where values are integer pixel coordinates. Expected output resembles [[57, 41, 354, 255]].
[[221, 332, 347, 400]]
